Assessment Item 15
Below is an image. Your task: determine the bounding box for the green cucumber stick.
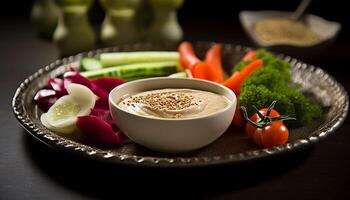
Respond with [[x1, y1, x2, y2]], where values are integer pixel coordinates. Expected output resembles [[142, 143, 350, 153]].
[[81, 61, 179, 80], [100, 51, 179, 67]]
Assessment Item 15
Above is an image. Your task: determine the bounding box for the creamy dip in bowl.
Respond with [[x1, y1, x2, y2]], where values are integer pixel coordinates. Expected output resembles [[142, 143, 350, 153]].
[[109, 78, 236, 153], [118, 89, 230, 119]]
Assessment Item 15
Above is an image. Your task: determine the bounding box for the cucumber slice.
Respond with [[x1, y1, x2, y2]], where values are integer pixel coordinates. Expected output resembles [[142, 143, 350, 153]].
[[80, 57, 103, 71], [41, 84, 97, 134], [45, 95, 81, 127], [66, 83, 97, 105], [81, 61, 178, 80], [41, 114, 76, 134], [100, 51, 179, 67]]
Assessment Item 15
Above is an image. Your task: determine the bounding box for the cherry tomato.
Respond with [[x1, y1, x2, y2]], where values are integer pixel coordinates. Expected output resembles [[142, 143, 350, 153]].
[[245, 108, 289, 148]]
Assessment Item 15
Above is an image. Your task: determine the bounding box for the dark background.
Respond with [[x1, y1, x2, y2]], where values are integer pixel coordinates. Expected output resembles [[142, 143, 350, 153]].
[[3, 0, 349, 31], [2, 0, 349, 65], [1, 0, 350, 199]]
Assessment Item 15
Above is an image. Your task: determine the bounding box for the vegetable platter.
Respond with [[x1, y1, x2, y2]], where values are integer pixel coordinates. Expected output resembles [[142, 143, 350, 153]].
[[12, 42, 348, 167]]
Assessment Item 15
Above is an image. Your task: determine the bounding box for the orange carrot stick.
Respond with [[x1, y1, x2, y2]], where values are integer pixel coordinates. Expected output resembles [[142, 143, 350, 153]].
[[191, 62, 211, 80], [242, 50, 257, 61], [221, 72, 242, 94], [232, 103, 245, 127], [240, 59, 263, 77], [178, 42, 201, 70], [205, 44, 224, 83], [222, 59, 263, 95]]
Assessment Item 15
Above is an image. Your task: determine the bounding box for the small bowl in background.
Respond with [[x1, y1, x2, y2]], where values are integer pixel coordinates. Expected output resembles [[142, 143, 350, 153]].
[[239, 10, 341, 56], [109, 78, 236, 153]]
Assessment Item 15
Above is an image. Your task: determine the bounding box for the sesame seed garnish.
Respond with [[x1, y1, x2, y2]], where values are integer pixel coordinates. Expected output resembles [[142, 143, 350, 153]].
[[125, 91, 202, 111]]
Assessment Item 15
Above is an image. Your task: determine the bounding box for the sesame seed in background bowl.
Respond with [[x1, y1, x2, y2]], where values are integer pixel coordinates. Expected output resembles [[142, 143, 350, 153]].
[[239, 10, 341, 57]]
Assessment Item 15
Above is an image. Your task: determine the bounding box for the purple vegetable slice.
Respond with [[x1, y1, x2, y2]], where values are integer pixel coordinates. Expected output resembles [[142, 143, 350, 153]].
[[91, 77, 125, 93], [77, 115, 124, 147], [34, 89, 58, 112]]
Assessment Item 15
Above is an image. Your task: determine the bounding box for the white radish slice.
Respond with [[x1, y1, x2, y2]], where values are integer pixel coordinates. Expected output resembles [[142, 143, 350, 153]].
[[67, 83, 97, 106], [41, 83, 97, 134], [40, 114, 76, 134], [45, 95, 81, 127]]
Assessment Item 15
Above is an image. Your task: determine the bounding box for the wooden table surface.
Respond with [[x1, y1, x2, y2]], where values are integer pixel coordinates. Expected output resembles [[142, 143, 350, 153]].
[[1, 16, 350, 200]]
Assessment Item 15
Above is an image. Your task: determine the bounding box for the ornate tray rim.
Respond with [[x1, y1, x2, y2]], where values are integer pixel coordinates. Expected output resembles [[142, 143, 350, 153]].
[[12, 42, 349, 168]]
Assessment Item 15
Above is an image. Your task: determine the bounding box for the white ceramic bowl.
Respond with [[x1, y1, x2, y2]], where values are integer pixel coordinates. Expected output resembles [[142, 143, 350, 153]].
[[239, 10, 341, 56], [109, 78, 237, 153]]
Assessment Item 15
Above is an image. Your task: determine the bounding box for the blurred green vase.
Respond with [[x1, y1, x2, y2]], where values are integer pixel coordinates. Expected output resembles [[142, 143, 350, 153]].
[[53, 0, 96, 56], [31, 0, 60, 39], [100, 0, 141, 46], [146, 0, 184, 43]]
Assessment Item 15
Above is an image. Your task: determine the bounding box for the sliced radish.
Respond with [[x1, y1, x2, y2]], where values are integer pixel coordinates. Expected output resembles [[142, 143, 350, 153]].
[[66, 83, 97, 106], [91, 87, 109, 110], [34, 89, 58, 112], [91, 78, 124, 93], [41, 83, 97, 134], [47, 78, 67, 96], [44, 95, 81, 127], [90, 108, 115, 125], [40, 114, 76, 134], [64, 71, 92, 89], [77, 115, 124, 147]]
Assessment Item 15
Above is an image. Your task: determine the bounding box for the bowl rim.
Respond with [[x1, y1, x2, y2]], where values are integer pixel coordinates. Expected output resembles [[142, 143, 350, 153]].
[[109, 77, 237, 121]]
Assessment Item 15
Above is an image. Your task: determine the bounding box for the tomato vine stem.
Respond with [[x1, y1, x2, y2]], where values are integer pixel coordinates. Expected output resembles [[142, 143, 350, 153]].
[[240, 101, 296, 128]]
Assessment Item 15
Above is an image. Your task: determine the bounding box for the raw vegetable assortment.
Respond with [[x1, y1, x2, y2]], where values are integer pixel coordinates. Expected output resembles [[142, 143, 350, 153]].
[[35, 50, 182, 147], [177, 41, 322, 147], [34, 44, 322, 149], [35, 67, 125, 147], [237, 49, 322, 127]]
